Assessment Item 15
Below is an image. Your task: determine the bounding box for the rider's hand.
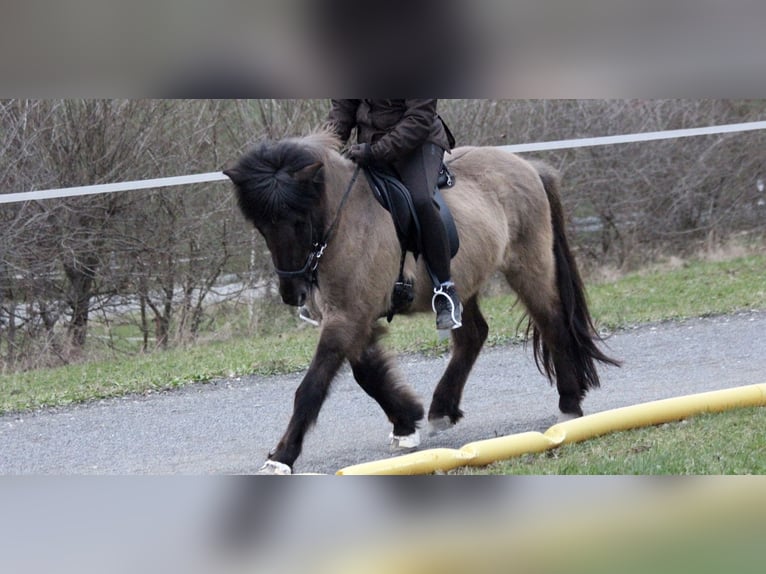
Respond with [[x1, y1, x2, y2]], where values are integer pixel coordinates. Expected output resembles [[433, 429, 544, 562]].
[[348, 143, 374, 166]]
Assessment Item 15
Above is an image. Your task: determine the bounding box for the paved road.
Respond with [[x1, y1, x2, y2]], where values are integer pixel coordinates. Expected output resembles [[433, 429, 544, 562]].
[[2, 311, 765, 475]]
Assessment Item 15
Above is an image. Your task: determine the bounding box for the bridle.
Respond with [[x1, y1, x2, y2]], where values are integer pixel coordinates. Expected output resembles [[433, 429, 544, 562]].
[[273, 165, 361, 285], [272, 217, 324, 282]]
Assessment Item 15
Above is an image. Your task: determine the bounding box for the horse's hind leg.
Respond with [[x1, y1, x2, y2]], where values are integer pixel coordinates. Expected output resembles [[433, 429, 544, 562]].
[[529, 307, 585, 418], [350, 326, 425, 449], [504, 266, 585, 419], [428, 295, 489, 432]]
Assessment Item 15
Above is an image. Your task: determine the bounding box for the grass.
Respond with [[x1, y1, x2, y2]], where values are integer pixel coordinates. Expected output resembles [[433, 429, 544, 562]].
[[457, 407, 766, 475], [589, 253, 766, 328], [0, 329, 318, 413], [1, 253, 765, 415]]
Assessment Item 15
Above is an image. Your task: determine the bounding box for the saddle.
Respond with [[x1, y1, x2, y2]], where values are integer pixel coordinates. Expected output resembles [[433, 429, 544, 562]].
[[363, 163, 460, 321], [363, 164, 459, 260]]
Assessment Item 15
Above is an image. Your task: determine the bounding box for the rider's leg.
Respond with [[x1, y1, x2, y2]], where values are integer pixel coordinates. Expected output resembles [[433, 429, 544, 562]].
[[396, 143, 462, 330]]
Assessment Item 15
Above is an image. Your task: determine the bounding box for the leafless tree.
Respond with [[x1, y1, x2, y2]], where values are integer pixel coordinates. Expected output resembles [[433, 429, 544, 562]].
[[443, 99, 766, 269], [2, 99, 764, 372]]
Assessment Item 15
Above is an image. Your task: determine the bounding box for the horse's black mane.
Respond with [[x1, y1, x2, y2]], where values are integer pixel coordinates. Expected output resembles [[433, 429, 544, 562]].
[[229, 139, 323, 224]]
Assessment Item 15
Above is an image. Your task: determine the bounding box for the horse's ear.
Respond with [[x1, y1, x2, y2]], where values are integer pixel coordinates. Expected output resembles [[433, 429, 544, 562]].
[[292, 161, 323, 183], [222, 160, 242, 183]]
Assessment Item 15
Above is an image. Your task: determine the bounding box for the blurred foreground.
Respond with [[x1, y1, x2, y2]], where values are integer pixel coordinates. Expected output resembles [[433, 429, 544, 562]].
[[2, 476, 763, 574], [2, 0, 766, 96]]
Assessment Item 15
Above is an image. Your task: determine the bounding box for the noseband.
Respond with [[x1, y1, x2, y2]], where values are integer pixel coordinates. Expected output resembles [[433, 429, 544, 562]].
[[273, 218, 325, 282], [273, 165, 361, 285]]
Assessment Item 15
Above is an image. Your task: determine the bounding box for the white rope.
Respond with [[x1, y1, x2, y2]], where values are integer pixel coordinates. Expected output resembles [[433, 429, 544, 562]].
[[2, 120, 765, 205], [0, 171, 229, 205], [497, 120, 766, 153]]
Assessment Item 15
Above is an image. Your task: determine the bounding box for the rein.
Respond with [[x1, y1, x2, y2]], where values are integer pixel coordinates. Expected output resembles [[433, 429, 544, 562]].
[[274, 164, 361, 284]]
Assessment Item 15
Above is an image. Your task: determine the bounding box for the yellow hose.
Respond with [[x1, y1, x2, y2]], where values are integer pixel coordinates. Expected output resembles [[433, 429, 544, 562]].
[[336, 383, 766, 475]]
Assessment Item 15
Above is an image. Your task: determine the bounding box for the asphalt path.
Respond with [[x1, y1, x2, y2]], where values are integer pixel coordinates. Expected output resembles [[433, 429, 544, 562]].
[[2, 310, 765, 475]]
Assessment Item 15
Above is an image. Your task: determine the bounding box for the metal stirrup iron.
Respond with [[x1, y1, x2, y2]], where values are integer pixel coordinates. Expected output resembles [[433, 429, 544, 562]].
[[432, 282, 462, 330]]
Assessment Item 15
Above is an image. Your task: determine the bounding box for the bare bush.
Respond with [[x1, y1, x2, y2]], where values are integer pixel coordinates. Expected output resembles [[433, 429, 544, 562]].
[[2, 99, 764, 372], [442, 99, 766, 270]]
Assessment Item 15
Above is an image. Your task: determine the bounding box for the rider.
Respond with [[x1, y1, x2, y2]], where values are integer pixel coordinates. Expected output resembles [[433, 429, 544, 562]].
[[326, 99, 462, 330]]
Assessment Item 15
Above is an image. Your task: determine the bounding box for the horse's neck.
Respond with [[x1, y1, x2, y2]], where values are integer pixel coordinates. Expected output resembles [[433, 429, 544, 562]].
[[321, 161, 401, 297], [325, 160, 374, 219], [324, 161, 390, 248]]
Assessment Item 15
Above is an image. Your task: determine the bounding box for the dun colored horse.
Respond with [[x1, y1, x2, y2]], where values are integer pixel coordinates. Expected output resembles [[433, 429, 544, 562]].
[[224, 131, 619, 474]]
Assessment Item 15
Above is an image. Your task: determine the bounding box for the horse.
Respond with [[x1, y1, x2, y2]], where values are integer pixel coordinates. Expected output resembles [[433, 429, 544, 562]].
[[224, 130, 620, 474]]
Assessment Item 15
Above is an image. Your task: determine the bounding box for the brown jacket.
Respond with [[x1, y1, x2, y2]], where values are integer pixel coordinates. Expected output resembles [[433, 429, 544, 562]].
[[327, 99, 454, 164]]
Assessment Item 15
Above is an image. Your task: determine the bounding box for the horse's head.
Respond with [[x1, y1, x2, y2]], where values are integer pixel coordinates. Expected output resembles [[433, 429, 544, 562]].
[[225, 140, 325, 307]]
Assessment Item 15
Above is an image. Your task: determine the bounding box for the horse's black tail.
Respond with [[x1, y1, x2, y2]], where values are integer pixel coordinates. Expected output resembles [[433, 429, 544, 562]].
[[531, 162, 621, 391]]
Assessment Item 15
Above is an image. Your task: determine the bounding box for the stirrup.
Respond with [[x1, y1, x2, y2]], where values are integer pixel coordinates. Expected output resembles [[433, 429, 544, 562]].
[[432, 282, 462, 330]]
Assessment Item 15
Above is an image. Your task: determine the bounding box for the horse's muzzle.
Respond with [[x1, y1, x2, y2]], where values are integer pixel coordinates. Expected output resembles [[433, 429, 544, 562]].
[[279, 279, 308, 307]]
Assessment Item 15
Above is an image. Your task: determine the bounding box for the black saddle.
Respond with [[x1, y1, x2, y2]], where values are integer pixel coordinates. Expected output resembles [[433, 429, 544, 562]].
[[363, 164, 460, 261]]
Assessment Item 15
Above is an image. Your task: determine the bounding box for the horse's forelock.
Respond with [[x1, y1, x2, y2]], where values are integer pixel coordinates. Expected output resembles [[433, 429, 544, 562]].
[[234, 138, 325, 223]]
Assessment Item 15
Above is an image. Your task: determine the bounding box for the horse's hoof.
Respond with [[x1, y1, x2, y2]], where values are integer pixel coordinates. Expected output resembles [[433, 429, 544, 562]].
[[556, 412, 581, 423], [427, 416, 455, 436], [257, 460, 292, 475], [389, 429, 421, 451]]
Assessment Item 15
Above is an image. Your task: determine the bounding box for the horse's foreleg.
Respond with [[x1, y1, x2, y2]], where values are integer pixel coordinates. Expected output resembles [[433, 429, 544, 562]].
[[350, 326, 424, 448], [428, 296, 489, 432], [264, 328, 347, 473]]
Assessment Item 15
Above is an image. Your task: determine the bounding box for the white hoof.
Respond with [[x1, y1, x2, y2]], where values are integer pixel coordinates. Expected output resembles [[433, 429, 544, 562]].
[[389, 429, 421, 451], [556, 412, 581, 423], [427, 416, 454, 436], [257, 460, 292, 475]]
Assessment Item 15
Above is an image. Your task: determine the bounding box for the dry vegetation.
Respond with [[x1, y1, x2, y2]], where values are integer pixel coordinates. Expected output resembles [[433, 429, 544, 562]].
[[1, 99, 764, 372]]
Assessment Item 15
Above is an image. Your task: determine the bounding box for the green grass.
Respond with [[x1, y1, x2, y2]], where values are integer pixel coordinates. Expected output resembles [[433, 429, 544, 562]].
[[1, 253, 765, 415], [0, 329, 319, 413], [590, 254, 766, 328], [459, 407, 766, 475]]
